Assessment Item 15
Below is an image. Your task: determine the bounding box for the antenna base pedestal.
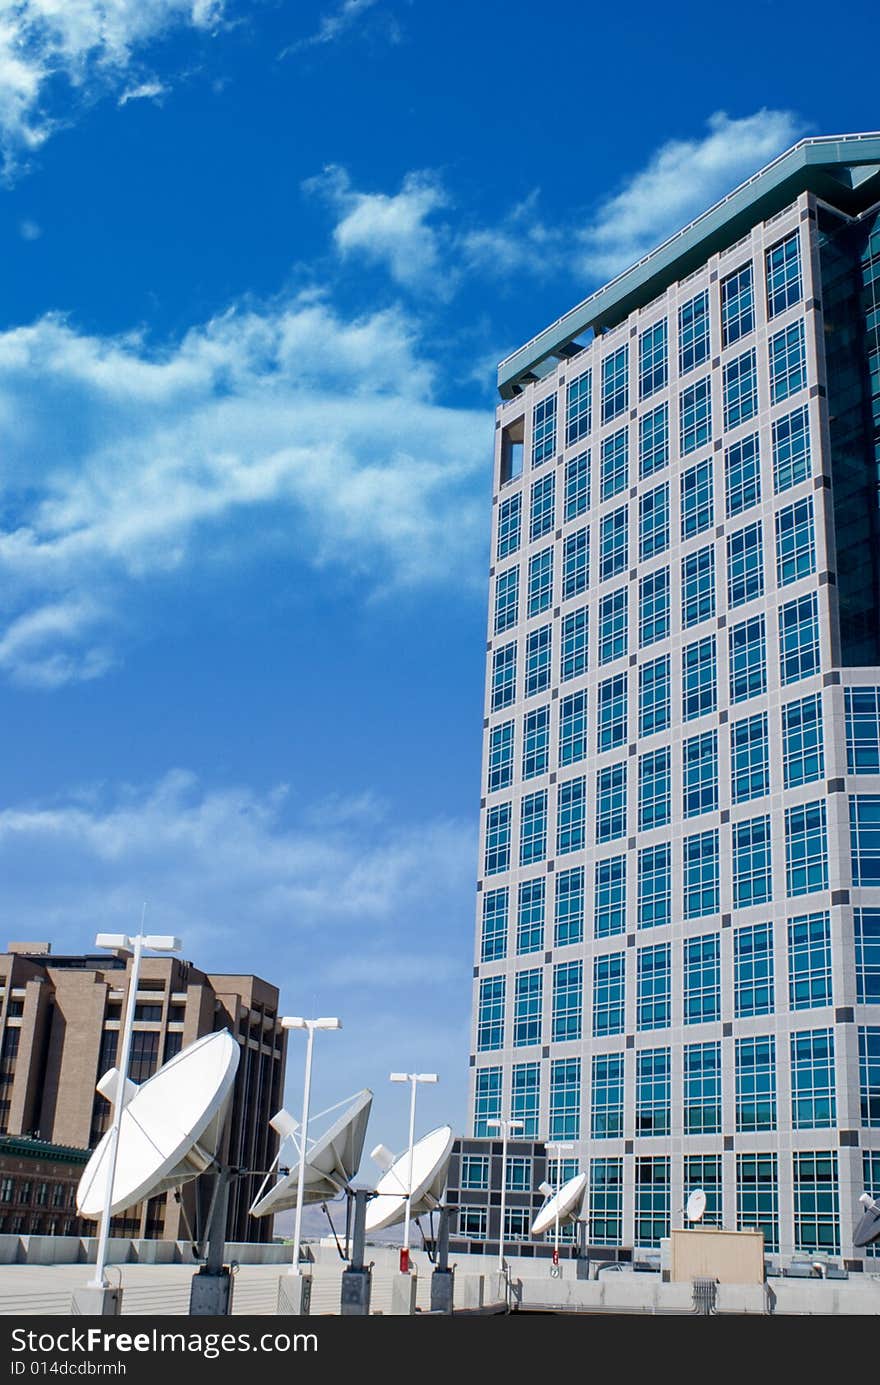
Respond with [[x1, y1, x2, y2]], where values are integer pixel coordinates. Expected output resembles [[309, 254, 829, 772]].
[[340, 1267, 372, 1316], [189, 1266, 234, 1316], [430, 1267, 454, 1314], [278, 1272, 312, 1316], [71, 1286, 122, 1316]]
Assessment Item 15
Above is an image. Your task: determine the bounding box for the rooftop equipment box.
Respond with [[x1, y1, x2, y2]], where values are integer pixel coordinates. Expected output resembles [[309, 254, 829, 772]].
[[670, 1228, 764, 1284]]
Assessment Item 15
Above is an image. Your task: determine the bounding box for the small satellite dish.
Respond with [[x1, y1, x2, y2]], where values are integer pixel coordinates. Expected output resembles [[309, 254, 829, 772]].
[[249, 1089, 372, 1217], [531, 1171, 587, 1237], [854, 1192, 880, 1248], [364, 1125, 454, 1233], [686, 1188, 707, 1224], [77, 1031, 239, 1218]]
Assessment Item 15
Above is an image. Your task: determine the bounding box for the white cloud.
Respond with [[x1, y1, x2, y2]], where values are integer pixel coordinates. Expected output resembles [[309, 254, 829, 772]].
[[305, 165, 450, 294], [0, 288, 489, 685], [0, 0, 224, 174], [117, 78, 167, 106], [282, 0, 388, 56], [18, 216, 40, 239], [577, 109, 805, 280]]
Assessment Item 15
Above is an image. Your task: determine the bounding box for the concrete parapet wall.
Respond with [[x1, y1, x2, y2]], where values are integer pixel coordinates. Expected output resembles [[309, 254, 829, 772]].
[[21, 1236, 81, 1266]]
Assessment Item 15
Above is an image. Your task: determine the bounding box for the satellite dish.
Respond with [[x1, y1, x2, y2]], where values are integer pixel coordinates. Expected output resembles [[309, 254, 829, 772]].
[[249, 1089, 372, 1217], [77, 1030, 239, 1218], [531, 1172, 587, 1237], [364, 1125, 454, 1233], [686, 1188, 707, 1224], [854, 1192, 880, 1248]]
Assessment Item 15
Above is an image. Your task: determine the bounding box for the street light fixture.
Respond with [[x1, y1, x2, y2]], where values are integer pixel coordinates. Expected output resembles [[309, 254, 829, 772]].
[[389, 1071, 438, 1273], [544, 1141, 575, 1267], [282, 1016, 342, 1277], [89, 926, 181, 1290], [486, 1116, 525, 1273]]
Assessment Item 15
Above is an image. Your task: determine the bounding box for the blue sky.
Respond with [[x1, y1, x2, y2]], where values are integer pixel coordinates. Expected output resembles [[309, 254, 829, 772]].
[[0, 0, 875, 1160]]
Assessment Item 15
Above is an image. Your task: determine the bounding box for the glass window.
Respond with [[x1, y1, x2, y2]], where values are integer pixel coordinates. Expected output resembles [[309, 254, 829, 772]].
[[601, 345, 628, 423], [639, 319, 667, 400], [779, 591, 820, 683], [639, 402, 669, 478], [557, 776, 586, 854], [793, 1152, 839, 1254], [785, 800, 828, 896], [566, 370, 592, 446], [721, 262, 754, 346], [525, 624, 551, 696], [598, 588, 628, 665], [680, 457, 714, 538], [737, 1152, 779, 1252], [600, 427, 628, 500], [725, 433, 761, 517], [494, 566, 518, 634], [555, 865, 584, 947], [729, 614, 767, 702], [530, 472, 555, 541], [487, 719, 514, 793], [511, 1062, 540, 1137], [639, 568, 669, 648], [679, 288, 710, 374], [513, 968, 542, 1047], [685, 1155, 722, 1228], [636, 1049, 671, 1133], [679, 376, 712, 454], [562, 526, 589, 599], [684, 829, 719, 919], [559, 690, 587, 766], [683, 730, 718, 817], [481, 888, 508, 963], [723, 347, 758, 430], [477, 977, 505, 1051], [497, 491, 521, 560], [681, 545, 715, 628], [731, 712, 769, 803], [459, 1156, 489, 1190], [484, 802, 511, 875], [473, 1067, 501, 1136], [766, 231, 802, 317], [560, 606, 588, 682], [855, 909, 880, 1004], [591, 1053, 623, 1139], [845, 687, 880, 773], [850, 796, 880, 886], [788, 911, 832, 1010], [594, 855, 626, 938], [596, 761, 627, 843], [775, 495, 815, 586], [782, 693, 824, 787], [597, 672, 628, 752], [564, 450, 590, 520], [522, 704, 550, 780], [590, 1158, 623, 1246], [552, 960, 583, 1042], [491, 641, 516, 711], [637, 943, 671, 1030], [519, 789, 547, 867], [532, 392, 557, 466], [639, 482, 669, 561], [769, 319, 807, 404], [684, 933, 721, 1024], [773, 405, 811, 493], [683, 1041, 722, 1134], [735, 1034, 776, 1131], [517, 878, 544, 955], [635, 1156, 670, 1248], [638, 843, 670, 929], [549, 1057, 581, 1139], [734, 921, 775, 1018], [593, 952, 625, 1037], [726, 521, 764, 607], [682, 635, 717, 720], [527, 547, 553, 616], [599, 505, 628, 581], [639, 747, 671, 831], [733, 815, 772, 908], [859, 1027, 880, 1126]]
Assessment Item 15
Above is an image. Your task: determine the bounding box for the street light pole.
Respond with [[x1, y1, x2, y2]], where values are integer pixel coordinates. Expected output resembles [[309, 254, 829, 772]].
[[487, 1117, 524, 1274], [390, 1072, 438, 1273], [545, 1141, 575, 1266], [283, 1016, 342, 1276], [88, 927, 181, 1290]]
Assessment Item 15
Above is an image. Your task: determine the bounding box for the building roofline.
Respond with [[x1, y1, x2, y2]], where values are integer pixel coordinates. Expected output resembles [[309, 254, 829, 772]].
[[497, 132, 880, 399]]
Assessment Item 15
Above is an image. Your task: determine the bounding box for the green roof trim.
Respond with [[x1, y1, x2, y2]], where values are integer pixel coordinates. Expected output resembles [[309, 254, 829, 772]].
[[0, 1135, 90, 1165], [498, 133, 880, 399]]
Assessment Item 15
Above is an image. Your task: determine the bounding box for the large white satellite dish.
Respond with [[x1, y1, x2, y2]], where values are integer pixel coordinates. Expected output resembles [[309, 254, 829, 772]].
[[249, 1089, 373, 1217], [364, 1125, 454, 1233], [77, 1030, 239, 1218], [686, 1188, 707, 1224], [531, 1171, 587, 1237]]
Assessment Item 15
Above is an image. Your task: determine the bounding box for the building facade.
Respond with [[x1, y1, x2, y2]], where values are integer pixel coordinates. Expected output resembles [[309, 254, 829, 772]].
[[469, 133, 880, 1267], [0, 941, 287, 1242], [0, 1136, 90, 1239]]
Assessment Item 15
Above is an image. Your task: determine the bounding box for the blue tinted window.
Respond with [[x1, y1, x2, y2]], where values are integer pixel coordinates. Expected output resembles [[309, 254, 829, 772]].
[[639, 747, 670, 830], [788, 912, 832, 1010], [679, 289, 710, 374], [726, 520, 764, 607], [530, 472, 555, 541], [734, 921, 774, 1018], [731, 711, 769, 803], [557, 776, 586, 854], [600, 427, 628, 500], [769, 319, 807, 404], [766, 232, 802, 317], [566, 371, 592, 445], [517, 877, 545, 955], [639, 319, 668, 400], [513, 968, 542, 1046], [782, 693, 824, 787], [497, 491, 521, 560], [522, 704, 550, 780], [683, 933, 721, 1024], [599, 505, 628, 581], [785, 800, 828, 896], [601, 345, 628, 423], [596, 761, 627, 843], [721, 262, 754, 346], [555, 865, 584, 946], [735, 1035, 776, 1131], [790, 1028, 836, 1128], [635, 1047, 670, 1132], [637, 944, 671, 1031], [845, 688, 880, 773], [527, 546, 553, 616], [562, 526, 589, 598], [549, 1057, 581, 1139], [593, 953, 625, 1038], [552, 960, 583, 1042], [598, 587, 628, 665], [729, 614, 766, 702], [775, 495, 815, 585], [683, 729, 718, 817], [639, 482, 669, 561], [532, 392, 557, 465], [638, 843, 670, 929], [681, 545, 715, 628], [494, 566, 518, 634], [591, 1053, 623, 1139], [779, 592, 820, 684], [525, 625, 551, 696], [723, 347, 758, 430], [773, 405, 810, 493], [565, 450, 590, 519], [560, 606, 588, 681], [477, 976, 505, 1051], [481, 888, 508, 963], [725, 433, 761, 517], [491, 641, 517, 710], [487, 719, 514, 792], [684, 1042, 721, 1134], [639, 402, 669, 478], [681, 457, 713, 538], [682, 635, 717, 720], [679, 376, 712, 454], [733, 815, 772, 908], [484, 802, 511, 875], [559, 690, 587, 767], [639, 568, 669, 647], [597, 671, 627, 752], [594, 855, 626, 938], [851, 796, 880, 886], [683, 829, 719, 919]]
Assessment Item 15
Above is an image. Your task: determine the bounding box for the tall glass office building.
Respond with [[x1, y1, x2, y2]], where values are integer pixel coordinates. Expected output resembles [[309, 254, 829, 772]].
[[469, 133, 880, 1266]]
